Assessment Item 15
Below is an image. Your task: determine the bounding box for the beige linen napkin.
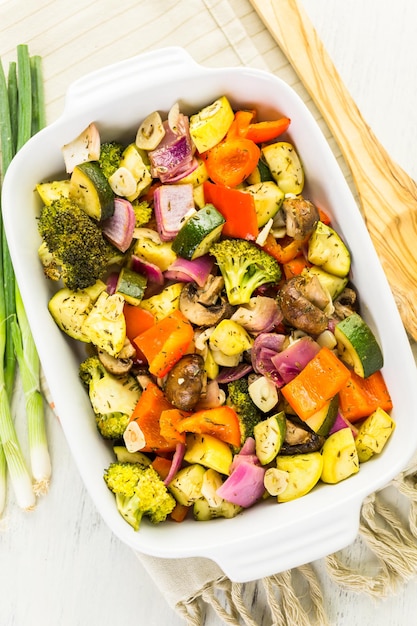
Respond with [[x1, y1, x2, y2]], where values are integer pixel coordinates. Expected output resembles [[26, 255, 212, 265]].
[[36, 0, 417, 622]]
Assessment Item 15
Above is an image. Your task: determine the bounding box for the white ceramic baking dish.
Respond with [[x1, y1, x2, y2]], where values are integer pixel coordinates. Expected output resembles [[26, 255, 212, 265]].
[[2, 47, 417, 582]]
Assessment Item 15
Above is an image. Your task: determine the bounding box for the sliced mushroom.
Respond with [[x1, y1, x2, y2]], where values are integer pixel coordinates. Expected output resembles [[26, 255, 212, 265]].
[[278, 275, 328, 336], [97, 337, 136, 375], [282, 196, 319, 240], [164, 354, 206, 411], [179, 280, 234, 327], [195, 275, 225, 306], [279, 418, 324, 455], [333, 287, 358, 320]]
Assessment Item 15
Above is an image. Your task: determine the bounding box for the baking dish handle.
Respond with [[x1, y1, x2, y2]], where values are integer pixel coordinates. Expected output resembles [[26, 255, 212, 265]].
[[63, 47, 201, 114], [209, 501, 362, 583]]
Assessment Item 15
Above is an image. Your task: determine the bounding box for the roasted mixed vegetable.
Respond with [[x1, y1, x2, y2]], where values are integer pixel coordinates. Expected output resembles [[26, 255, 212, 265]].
[[36, 95, 395, 530]]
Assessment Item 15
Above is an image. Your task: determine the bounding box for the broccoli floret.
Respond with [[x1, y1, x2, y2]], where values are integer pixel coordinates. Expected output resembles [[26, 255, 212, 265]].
[[98, 141, 124, 179], [132, 200, 153, 228], [37, 197, 119, 291], [227, 377, 264, 443], [210, 238, 281, 305], [79, 356, 141, 440], [104, 462, 176, 530]]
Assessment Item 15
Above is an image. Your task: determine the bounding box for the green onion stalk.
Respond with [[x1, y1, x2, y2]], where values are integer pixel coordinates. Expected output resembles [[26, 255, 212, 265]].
[[0, 44, 51, 510], [12, 291, 51, 494]]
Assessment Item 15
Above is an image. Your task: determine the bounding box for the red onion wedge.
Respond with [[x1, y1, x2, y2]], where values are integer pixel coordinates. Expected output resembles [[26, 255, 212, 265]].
[[102, 198, 135, 252], [240, 437, 256, 456], [106, 272, 119, 295], [149, 117, 195, 183], [216, 363, 253, 384], [164, 255, 214, 287], [231, 296, 282, 335], [153, 183, 195, 241], [329, 413, 359, 438], [130, 255, 164, 285], [217, 461, 266, 508], [163, 443, 186, 486], [251, 332, 286, 386], [270, 336, 321, 385]]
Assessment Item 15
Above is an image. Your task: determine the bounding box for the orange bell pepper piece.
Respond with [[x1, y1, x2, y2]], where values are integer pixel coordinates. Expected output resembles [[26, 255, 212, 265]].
[[176, 406, 241, 448], [170, 502, 190, 523], [159, 408, 191, 445], [338, 370, 393, 423], [318, 207, 332, 225], [262, 233, 308, 265], [133, 309, 194, 378], [130, 381, 176, 453], [245, 116, 291, 144], [151, 456, 173, 481], [202, 136, 260, 188], [124, 303, 155, 343], [281, 347, 351, 420], [203, 180, 259, 240], [282, 256, 311, 280], [226, 110, 256, 139]]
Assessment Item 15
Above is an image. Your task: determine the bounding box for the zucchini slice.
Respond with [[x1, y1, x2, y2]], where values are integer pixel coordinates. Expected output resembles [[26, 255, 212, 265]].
[[355, 407, 395, 462], [335, 313, 383, 378], [254, 411, 286, 465], [172, 204, 225, 260], [183, 433, 233, 476], [246, 159, 274, 185], [69, 161, 114, 221], [168, 464, 206, 506], [82, 291, 126, 357], [261, 141, 304, 195], [36, 180, 71, 204], [116, 268, 147, 306], [48, 281, 107, 342], [243, 181, 284, 227], [305, 395, 339, 437], [307, 221, 351, 277], [189, 96, 234, 153], [276, 451, 323, 502], [320, 427, 359, 484], [113, 446, 151, 467], [119, 143, 152, 201]]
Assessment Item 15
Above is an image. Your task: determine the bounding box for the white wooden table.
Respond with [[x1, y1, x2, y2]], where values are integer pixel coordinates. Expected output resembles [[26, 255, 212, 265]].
[[2, 1, 417, 624]]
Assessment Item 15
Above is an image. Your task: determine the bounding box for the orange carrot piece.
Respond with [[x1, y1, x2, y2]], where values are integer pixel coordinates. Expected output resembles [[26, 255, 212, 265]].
[[338, 370, 393, 423], [283, 256, 311, 280], [159, 408, 190, 445], [134, 310, 194, 378], [176, 406, 241, 448], [130, 381, 175, 453], [124, 303, 155, 343], [281, 347, 351, 420], [151, 456, 173, 481], [170, 503, 190, 523], [202, 136, 261, 188], [262, 233, 307, 265]]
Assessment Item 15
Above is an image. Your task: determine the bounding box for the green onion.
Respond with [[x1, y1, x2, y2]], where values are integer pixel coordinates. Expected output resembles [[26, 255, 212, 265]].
[[12, 291, 51, 494], [16, 44, 32, 151], [0, 44, 50, 510], [7, 62, 17, 157], [30, 55, 46, 134], [0, 53, 35, 510], [0, 446, 6, 516]]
